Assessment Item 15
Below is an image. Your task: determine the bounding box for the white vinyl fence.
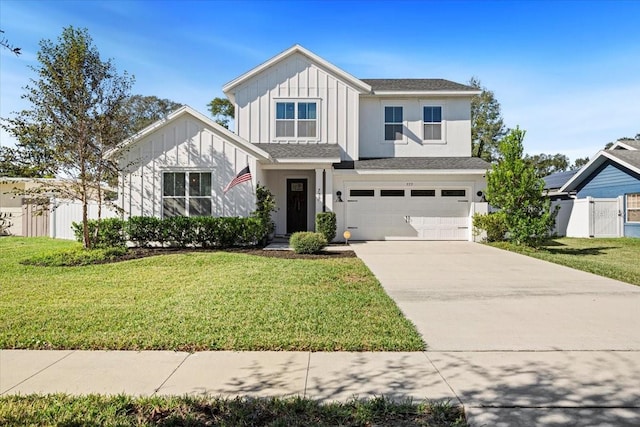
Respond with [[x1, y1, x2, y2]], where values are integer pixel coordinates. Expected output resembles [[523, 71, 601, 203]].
[[50, 199, 119, 240], [552, 197, 623, 238]]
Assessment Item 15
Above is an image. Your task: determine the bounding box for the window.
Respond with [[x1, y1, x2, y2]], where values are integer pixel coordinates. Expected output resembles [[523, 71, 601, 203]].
[[350, 189, 375, 197], [380, 189, 405, 197], [627, 193, 640, 222], [384, 106, 403, 141], [275, 101, 317, 138], [163, 172, 212, 217], [441, 189, 466, 197], [411, 189, 435, 197], [423, 106, 442, 140]]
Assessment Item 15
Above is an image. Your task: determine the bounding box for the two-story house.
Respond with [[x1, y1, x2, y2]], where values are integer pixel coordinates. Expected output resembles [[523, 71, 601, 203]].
[[109, 45, 490, 241]]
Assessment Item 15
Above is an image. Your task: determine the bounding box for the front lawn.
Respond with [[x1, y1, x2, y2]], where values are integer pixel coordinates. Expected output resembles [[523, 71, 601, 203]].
[[0, 237, 423, 351], [489, 237, 640, 286], [0, 394, 468, 426]]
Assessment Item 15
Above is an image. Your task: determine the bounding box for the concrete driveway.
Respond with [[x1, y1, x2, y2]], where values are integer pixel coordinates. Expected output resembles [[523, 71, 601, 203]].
[[352, 241, 640, 426]]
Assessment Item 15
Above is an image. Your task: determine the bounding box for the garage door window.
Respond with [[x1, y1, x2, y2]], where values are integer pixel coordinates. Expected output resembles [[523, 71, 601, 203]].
[[411, 189, 435, 197], [380, 189, 405, 197], [350, 189, 375, 197], [441, 189, 466, 197]]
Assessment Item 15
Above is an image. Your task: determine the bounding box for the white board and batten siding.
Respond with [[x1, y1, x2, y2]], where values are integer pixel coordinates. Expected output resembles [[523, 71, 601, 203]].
[[233, 52, 360, 160], [117, 115, 257, 219]]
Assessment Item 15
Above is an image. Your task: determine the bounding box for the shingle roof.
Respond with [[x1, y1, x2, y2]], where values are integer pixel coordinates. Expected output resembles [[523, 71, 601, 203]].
[[253, 143, 341, 160], [606, 149, 640, 170], [615, 139, 640, 149], [361, 79, 477, 92], [339, 157, 490, 170], [543, 170, 579, 190]]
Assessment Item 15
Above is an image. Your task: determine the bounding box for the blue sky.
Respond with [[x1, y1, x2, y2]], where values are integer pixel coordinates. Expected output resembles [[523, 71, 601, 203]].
[[1, 0, 639, 162]]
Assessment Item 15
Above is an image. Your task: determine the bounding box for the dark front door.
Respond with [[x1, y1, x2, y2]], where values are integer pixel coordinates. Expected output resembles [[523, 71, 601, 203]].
[[287, 178, 307, 234]]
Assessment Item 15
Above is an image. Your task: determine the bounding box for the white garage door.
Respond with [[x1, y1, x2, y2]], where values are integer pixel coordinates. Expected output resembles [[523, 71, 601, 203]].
[[345, 187, 470, 240]]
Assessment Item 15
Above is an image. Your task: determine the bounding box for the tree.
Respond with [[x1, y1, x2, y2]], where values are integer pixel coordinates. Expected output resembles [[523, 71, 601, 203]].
[[524, 153, 569, 178], [124, 95, 182, 133], [2, 26, 133, 248], [572, 156, 590, 169], [207, 97, 234, 129], [0, 29, 21, 55], [484, 127, 557, 247], [469, 77, 506, 162], [1, 94, 181, 179]]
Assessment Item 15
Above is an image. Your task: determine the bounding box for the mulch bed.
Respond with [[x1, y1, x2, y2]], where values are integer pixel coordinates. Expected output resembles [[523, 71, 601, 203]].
[[118, 246, 356, 261]]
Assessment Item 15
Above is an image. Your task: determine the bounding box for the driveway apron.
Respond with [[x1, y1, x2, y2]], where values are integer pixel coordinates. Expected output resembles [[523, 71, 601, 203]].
[[352, 241, 640, 426]]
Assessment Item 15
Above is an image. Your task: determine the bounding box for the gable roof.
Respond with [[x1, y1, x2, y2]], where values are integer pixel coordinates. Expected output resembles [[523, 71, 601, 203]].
[[560, 149, 640, 192], [611, 139, 640, 150], [105, 106, 270, 161], [222, 44, 372, 101], [362, 79, 480, 95]]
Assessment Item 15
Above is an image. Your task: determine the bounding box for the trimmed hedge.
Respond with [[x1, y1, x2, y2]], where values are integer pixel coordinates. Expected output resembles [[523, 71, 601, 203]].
[[290, 231, 327, 254], [73, 216, 268, 249], [315, 212, 337, 242]]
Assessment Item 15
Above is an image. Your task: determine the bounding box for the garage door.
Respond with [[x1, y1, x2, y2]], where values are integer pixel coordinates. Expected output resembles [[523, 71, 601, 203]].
[[345, 187, 470, 240]]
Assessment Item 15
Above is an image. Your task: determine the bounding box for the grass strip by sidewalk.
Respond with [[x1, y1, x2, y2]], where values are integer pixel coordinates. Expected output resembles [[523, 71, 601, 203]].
[[0, 237, 424, 351], [0, 394, 468, 427], [488, 237, 640, 286]]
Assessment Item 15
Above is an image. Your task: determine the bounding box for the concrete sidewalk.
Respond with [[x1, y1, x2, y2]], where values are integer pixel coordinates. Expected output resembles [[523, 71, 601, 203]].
[[1, 350, 454, 401]]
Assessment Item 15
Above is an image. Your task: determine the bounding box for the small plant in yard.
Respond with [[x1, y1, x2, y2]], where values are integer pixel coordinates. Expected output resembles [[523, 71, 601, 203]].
[[316, 211, 337, 242], [472, 211, 508, 242], [252, 184, 277, 239], [290, 231, 327, 254]]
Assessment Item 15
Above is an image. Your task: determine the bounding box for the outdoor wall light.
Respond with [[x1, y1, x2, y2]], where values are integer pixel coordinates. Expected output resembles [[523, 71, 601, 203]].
[[336, 191, 343, 202]]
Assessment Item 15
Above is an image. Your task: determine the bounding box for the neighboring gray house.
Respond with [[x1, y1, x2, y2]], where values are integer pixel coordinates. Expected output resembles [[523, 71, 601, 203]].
[[108, 45, 490, 241]]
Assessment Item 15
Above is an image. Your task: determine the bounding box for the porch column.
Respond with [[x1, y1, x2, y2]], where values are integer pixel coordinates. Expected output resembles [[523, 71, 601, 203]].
[[314, 167, 334, 217]]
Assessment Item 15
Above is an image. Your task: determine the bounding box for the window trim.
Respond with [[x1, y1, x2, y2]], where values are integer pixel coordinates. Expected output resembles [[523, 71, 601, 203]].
[[626, 193, 640, 223], [422, 104, 445, 143], [162, 171, 213, 218], [273, 99, 320, 141], [383, 105, 404, 143]]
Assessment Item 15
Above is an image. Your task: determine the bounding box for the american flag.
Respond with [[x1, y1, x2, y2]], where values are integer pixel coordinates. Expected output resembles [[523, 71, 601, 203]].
[[223, 166, 252, 194]]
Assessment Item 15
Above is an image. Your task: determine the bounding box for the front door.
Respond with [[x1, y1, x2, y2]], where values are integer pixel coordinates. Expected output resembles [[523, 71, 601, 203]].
[[287, 178, 307, 234]]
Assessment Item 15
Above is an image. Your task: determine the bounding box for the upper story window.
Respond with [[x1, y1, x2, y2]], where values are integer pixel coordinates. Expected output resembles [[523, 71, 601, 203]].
[[423, 106, 442, 140], [275, 101, 317, 138], [163, 172, 212, 217], [384, 106, 403, 141]]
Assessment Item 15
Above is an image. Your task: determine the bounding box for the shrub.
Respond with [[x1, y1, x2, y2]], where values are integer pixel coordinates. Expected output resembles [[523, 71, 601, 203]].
[[472, 212, 508, 242], [72, 218, 126, 248], [127, 216, 163, 247], [22, 246, 128, 267], [315, 212, 336, 242], [252, 184, 277, 237], [290, 232, 327, 254], [163, 216, 196, 247]]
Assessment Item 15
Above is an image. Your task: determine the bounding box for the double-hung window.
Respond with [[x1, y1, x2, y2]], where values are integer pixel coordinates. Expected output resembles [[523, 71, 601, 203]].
[[423, 106, 442, 140], [627, 193, 640, 222], [384, 106, 403, 141], [275, 101, 317, 138], [163, 172, 212, 217]]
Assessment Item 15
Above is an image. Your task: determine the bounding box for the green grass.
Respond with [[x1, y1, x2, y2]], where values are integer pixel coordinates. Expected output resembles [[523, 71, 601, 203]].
[[0, 394, 468, 426], [0, 237, 424, 351], [489, 237, 640, 286]]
